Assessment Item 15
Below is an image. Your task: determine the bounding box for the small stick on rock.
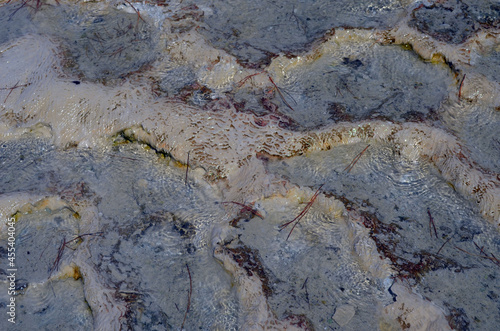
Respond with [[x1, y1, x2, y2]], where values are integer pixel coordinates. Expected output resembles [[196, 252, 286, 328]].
[[436, 237, 452, 255], [301, 277, 311, 310], [458, 74, 466, 100], [1, 81, 29, 103], [427, 208, 438, 239], [344, 145, 370, 173], [280, 184, 324, 240], [48, 237, 66, 277], [268, 76, 296, 112], [185, 151, 190, 187], [455, 245, 500, 267], [221, 201, 264, 219], [64, 232, 104, 248], [236, 71, 264, 88], [123, 0, 145, 25], [180, 263, 193, 330]]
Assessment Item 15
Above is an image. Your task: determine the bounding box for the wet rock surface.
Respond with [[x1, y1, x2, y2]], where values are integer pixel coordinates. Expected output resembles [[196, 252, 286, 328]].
[[197, 0, 405, 67], [1, 0, 500, 330], [409, 4, 477, 44]]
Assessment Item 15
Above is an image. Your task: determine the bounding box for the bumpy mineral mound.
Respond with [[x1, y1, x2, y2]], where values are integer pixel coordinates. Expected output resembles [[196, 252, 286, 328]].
[[0, 1, 499, 330]]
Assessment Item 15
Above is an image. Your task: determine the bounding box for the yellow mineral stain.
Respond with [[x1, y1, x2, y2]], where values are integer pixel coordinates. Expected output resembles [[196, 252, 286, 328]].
[[58, 264, 82, 281], [430, 53, 446, 64]]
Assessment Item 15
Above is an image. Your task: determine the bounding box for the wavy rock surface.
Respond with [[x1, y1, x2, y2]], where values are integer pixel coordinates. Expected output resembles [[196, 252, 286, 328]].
[[1, 1, 499, 330]]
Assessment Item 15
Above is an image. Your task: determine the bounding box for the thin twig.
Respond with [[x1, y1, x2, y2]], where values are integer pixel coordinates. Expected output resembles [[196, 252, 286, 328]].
[[301, 277, 310, 310], [181, 263, 193, 330], [436, 237, 452, 255], [48, 237, 66, 277], [344, 145, 370, 173], [39, 241, 51, 259], [427, 208, 438, 239], [335, 86, 343, 97], [473, 241, 500, 267], [455, 245, 500, 267], [280, 184, 324, 240], [65, 232, 104, 247], [108, 46, 126, 58], [491, 253, 500, 266], [268, 76, 296, 112], [185, 151, 190, 186], [458, 74, 466, 100], [6, 0, 60, 19], [473, 241, 486, 256], [1, 81, 29, 103], [123, 0, 145, 25], [48, 232, 103, 277], [221, 201, 264, 219], [236, 71, 264, 88]]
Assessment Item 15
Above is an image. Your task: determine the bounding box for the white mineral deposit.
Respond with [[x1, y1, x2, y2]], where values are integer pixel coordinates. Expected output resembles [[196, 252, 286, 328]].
[[0, 1, 499, 330]]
